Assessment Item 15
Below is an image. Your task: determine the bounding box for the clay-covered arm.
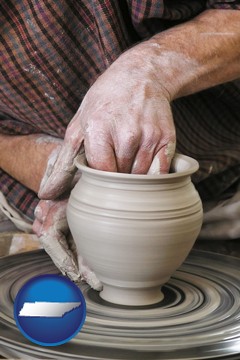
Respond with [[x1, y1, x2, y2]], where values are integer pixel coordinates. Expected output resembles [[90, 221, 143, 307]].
[[0, 133, 62, 193], [139, 9, 240, 99]]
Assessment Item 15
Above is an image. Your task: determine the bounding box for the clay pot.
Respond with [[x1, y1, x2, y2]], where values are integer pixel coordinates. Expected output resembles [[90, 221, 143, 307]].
[[67, 154, 203, 306]]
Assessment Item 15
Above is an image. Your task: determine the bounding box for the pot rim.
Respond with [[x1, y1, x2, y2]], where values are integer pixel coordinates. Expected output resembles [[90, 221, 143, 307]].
[[74, 153, 199, 180]]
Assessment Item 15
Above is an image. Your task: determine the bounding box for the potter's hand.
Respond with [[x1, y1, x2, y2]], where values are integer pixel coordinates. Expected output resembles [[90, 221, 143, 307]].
[[33, 198, 102, 290], [76, 53, 176, 176], [38, 47, 176, 200]]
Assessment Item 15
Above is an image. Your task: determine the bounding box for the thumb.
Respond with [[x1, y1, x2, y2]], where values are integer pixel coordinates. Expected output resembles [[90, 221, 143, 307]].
[[38, 114, 84, 199]]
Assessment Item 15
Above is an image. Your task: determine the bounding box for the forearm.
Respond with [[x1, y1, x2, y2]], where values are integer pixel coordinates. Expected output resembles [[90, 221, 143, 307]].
[[0, 133, 62, 193], [153, 9, 240, 98], [119, 9, 240, 100]]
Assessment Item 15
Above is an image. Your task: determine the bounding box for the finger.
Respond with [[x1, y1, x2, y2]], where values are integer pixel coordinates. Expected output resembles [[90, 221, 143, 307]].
[[78, 254, 103, 291], [148, 141, 176, 175], [38, 114, 84, 199], [33, 199, 102, 288], [32, 218, 42, 237], [84, 134, 118, 172], [131, 147, 156, 174], [33, 201, 54, 236], [39, 219, 80, 281], [114, 129, 141, 173], [34, 200, 53, 223], [40, 228, 80, 281], [84, 118, 142, 173], [131, 124, 162, 174]]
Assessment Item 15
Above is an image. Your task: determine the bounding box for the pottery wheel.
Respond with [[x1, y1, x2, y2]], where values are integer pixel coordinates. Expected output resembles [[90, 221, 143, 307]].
[[1, 250, 240, 359]]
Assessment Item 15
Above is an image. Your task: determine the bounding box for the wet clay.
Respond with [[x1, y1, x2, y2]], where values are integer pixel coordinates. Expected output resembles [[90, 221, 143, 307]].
[[67, 154, 203, 306]]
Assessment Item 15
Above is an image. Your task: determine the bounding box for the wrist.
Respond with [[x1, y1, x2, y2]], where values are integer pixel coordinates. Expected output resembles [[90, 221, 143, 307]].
[[117, 41, 194, 101]]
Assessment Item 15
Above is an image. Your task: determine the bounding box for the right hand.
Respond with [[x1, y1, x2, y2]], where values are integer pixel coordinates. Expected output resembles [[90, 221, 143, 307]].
[[38, 43, 176, 200]]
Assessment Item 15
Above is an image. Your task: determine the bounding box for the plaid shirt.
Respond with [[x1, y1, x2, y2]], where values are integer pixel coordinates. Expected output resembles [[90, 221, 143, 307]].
[[1, 0, 240, 220]]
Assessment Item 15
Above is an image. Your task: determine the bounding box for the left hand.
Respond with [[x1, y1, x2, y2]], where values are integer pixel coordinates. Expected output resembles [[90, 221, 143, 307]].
[[33, 198, 102, 290]]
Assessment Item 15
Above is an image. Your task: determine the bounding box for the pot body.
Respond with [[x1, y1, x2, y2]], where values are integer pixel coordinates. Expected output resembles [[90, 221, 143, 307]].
[[67, 154, 203, 306]]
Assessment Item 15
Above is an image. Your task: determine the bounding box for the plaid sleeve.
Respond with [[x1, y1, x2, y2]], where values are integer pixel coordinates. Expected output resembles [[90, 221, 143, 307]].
[[0, 113, 41, 135], [207, 0, 240, 9], [0, 169, 39, 221], [127, 0, 207, 35]]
